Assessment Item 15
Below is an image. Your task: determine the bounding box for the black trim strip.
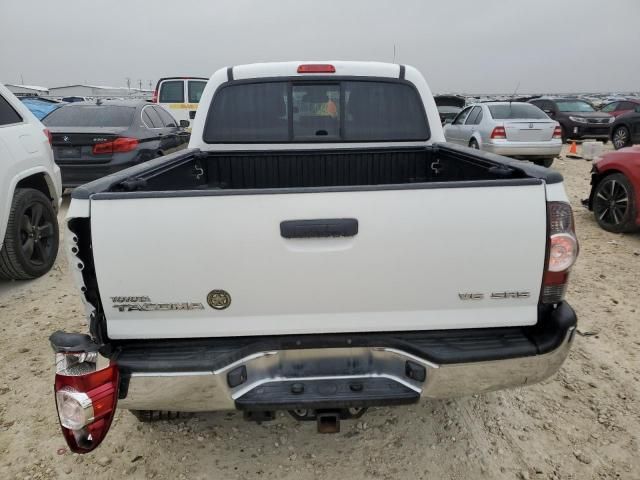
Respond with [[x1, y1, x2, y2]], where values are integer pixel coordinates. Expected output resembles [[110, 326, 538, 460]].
[[89, 178, 543, 201], [399, 64, 405, 79], [226, 66, 234, 82]]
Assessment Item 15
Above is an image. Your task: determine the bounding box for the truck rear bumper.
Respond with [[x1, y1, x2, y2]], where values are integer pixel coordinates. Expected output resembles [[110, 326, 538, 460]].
[[114, 303, 577, 412]]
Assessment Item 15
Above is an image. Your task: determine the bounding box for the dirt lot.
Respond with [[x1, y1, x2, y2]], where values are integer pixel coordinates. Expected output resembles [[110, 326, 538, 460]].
[[1, 144, 639, 480]]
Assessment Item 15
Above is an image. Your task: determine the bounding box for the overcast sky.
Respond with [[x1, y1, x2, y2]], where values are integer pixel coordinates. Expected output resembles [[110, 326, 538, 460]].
[[1, 0, 638, 94]]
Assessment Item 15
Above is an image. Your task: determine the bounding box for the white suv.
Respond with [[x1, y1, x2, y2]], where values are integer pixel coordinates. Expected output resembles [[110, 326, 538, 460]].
[[0, 83, 62, 280]]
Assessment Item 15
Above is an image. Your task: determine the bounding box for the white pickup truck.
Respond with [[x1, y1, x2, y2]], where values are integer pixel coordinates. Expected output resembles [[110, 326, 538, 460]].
[[50, 62, 578, 453]]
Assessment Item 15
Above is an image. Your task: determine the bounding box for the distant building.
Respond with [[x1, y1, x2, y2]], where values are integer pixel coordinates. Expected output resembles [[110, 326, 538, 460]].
[[5, 84, 49, 97], [47, 84, 152, 99]]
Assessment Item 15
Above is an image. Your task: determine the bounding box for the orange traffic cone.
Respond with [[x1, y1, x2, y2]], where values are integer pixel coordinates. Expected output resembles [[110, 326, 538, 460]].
[[567, 140, 582, 159]]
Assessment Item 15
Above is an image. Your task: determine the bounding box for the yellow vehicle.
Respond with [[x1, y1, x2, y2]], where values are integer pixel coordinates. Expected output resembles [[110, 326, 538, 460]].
[[152, 76, 207, 129]]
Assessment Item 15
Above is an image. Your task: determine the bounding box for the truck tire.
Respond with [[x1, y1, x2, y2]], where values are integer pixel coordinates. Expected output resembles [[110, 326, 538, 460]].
[[130, 410, 190, 422], [0, 188, 59, 280], [593, 173, 638, 233]]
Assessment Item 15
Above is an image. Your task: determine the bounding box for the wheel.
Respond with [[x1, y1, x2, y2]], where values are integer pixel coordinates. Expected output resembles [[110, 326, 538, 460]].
[[130, 410, 189, 422], [533, 158, 554, 168], [593, 173, 638, 233], [469, 139, 479, 149], [0, 188, 59, 280], [612, 126, 631, 150]]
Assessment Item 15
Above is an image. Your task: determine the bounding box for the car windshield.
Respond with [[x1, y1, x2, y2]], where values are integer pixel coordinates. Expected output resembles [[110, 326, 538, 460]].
[[556, 101, 595, 112], [488, 104, 548, 119], [43, 105, 136, 127]]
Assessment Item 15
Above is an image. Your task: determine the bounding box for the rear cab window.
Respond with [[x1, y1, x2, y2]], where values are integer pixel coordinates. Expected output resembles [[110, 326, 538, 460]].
[[203, 79, 429, 143], [43, 106, 135, 127], [0, 94, 23, 126]]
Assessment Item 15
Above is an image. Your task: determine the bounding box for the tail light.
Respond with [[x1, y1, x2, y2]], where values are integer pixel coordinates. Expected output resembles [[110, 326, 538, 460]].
[[55, 352, 119, 453], [92, 137, 139, 155], [43, 128, 53, 146], [541, 202, 578, 304], [297, 64, 336, 74], [552, 126, 562, 139], [151, 89, 158, 103], [490, 126, 506, 139]]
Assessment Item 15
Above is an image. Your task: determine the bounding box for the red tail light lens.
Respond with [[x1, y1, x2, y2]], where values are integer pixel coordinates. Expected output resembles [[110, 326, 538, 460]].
[[43, 128, 53, 146], [552, 126, 562, 139], [490, 126, 506, 139], [297, 64, 336, 74], [152, 89, 158, 103], [541, 202, 578, 304], [55, 362, 119, 453], [92, 137, 139, 155]]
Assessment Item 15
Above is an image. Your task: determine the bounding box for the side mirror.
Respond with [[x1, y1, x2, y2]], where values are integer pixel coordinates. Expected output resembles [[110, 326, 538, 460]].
[[179, 120, 190, 128], [543, 109, 554, 116]]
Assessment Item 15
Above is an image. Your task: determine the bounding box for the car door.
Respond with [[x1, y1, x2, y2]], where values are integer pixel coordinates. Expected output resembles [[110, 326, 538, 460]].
[[629, 106, 640, 143], [153, 106, 187, 153], [444, 106, 473, 145], [460, 106, 482, 146]]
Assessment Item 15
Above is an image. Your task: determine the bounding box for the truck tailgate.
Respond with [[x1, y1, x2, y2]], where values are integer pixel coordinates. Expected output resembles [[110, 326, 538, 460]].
[[90, 184, 548, 339]]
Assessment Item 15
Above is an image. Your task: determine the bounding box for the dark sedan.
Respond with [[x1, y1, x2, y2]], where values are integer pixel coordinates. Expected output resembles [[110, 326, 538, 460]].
[[610, 104, 640, 150], [42, 100, 190, 188]]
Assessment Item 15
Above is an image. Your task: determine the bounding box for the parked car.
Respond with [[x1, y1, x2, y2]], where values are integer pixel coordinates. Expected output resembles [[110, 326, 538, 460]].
[[0, 83, 62, 280], [444, 102, 562, 167], [609, 104, 640, 150], [42, 100, 190, 188], [50, 62, 578, 453], [584, 146, 640, 232], [153, 76, 208, 129], [600, 98, 640, 118], [529, 97, 614, 143], [19, 96, 63, 120], [434, 95, 465, 124]]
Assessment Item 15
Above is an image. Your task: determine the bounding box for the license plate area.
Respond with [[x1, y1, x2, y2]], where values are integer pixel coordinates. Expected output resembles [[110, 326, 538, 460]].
[[57, 147, 82, 159]]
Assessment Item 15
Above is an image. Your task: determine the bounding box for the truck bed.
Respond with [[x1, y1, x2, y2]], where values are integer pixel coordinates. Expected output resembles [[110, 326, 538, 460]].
[[71, 143, 561, 198]]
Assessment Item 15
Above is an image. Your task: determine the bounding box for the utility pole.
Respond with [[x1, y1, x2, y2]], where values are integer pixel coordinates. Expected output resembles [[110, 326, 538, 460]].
[[20, 73, 24, 84], [126, 77, 131, 91], [138, 79, 142, 91]]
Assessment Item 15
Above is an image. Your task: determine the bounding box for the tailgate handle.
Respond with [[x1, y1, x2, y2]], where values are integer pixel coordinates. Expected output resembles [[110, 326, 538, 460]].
[[280, 218, 358, 239]]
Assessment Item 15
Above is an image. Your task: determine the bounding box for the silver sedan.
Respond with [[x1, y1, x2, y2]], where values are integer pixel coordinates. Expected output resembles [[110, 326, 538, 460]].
[[444, 102, 562, 167]]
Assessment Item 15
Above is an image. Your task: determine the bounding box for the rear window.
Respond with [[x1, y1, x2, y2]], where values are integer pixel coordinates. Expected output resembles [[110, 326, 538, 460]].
[[204, 80, 428, 143], [159, 81, 184, 103], [188, 81, 206, 103], [0, 94, 23, 126], [556, 101, 595, 112], [488, 104, 548, 119], [43, 106, 135, 127]]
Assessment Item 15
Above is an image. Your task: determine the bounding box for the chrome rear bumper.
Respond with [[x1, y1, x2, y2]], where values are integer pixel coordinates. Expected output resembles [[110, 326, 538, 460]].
[[117, 327, 575, 412]]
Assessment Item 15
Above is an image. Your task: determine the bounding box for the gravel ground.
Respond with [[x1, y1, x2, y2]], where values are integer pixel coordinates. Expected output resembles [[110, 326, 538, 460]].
[[1, 144, 639, 480]]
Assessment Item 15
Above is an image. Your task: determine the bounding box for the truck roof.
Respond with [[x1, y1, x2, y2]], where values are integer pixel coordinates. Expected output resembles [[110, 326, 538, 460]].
[[228, 61, 405, 81]]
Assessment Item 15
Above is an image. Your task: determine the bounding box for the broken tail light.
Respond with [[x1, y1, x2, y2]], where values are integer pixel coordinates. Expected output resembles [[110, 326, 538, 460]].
[[54, 351, 119, 453], [541, 202, 579, 304]]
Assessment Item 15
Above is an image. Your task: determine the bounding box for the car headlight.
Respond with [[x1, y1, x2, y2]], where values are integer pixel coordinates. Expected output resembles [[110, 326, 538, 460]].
[[569, 116, 588, 124], [608, 116, 615, 123]]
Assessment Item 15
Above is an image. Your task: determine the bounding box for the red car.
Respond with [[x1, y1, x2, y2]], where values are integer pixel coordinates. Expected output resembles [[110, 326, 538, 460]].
[[585, 145, 640, 232], [600, 99, 640, 118]]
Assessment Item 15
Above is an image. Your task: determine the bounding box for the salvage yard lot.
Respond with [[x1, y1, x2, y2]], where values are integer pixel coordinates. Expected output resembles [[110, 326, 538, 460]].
[[0, 145, 638, 480]]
